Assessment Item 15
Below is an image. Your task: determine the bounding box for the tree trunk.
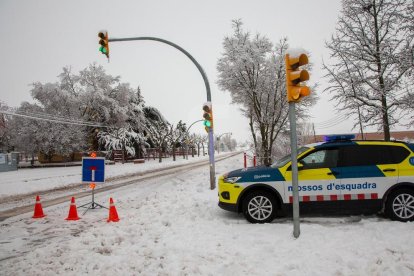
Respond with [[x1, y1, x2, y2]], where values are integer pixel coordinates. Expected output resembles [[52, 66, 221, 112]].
[[172, 144, 176, 161], [249, 114, 258, 155], [382, 94, 391, 141], [372, 2, 390, 141], [158, 147, 162, 163], [260, 123, 271, 166], [357, 105, 365, 140], [197, 144, 200, 157]]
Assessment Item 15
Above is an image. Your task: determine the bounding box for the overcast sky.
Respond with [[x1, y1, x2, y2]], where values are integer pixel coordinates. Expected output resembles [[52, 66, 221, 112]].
[[2, 0, 406, 142]]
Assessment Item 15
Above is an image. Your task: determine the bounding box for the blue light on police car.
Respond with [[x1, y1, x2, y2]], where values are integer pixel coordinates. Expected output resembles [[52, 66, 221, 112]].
[[324, 134, 355, 142]]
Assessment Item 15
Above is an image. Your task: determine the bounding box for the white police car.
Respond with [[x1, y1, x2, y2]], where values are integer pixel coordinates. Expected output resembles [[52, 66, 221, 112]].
[[218, 135, 414, 223]]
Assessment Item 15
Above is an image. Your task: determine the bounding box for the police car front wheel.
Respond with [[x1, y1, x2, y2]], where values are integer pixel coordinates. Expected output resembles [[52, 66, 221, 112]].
[[242, 191, 277, 223], [386, 189, 414, 222]]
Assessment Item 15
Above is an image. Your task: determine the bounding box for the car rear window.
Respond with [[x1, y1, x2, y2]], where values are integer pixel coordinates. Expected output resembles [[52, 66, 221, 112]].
[[339, 145, 406, 166], [389, 146, 410, 163]]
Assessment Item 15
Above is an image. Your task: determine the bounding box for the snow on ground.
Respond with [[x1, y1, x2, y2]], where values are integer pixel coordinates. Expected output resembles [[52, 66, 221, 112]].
[[1, 154, 414, 275], [0, 154, 223, 198]]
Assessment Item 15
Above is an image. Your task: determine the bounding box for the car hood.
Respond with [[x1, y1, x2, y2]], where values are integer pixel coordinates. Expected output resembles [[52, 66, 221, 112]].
[[225, 166, 285, 183]]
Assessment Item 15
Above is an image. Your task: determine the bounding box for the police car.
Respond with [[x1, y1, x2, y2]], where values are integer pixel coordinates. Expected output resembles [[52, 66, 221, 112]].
[[218, 135, 414, 223]]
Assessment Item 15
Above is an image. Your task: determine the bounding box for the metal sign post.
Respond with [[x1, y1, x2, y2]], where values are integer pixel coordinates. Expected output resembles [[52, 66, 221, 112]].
[[289, 102, 300, 238], [80, 157, 107, 214]]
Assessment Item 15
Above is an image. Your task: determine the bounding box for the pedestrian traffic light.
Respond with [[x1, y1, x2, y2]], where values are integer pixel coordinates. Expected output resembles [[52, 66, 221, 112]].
[[203, 102, 213, 132], [285, 52, 310, 102], [98, 31, 109, 59]]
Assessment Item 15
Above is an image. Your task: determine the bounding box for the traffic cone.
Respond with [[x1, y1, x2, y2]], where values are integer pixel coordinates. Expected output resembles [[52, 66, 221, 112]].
[[32, 195, 46, 218], [65, 197, 80, 220], [107, 197, 120, 222]]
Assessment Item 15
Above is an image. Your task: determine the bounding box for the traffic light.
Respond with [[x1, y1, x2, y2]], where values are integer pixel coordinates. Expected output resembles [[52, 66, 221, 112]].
[[285, 53, 310, 102], [98, 31, 109, 59], [203, 102, 213, 132]]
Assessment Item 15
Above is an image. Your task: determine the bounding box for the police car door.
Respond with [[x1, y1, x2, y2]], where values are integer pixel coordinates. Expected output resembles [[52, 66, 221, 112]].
[[337, 144, 397, 213], [285, 147, 342, 214]]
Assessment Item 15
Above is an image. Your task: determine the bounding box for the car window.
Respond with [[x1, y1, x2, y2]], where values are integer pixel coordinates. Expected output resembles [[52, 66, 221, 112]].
[[390, 146, 410, 163], [271, 146, 310, 168], [339, 145, 395, 166], [298, 148, 339, 169]]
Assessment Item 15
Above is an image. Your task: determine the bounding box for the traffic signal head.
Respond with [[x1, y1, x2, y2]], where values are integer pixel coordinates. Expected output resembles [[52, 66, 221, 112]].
[[203, 102, 213, 132], [98, 31, 109, 59], [285, 52, 310, 102]]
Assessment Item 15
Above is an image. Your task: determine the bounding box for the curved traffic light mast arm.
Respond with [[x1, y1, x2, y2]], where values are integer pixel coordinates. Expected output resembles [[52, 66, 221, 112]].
[[108, 37, 212, 101], [108, 36, 216, 189], [187, 119, 204, 132]]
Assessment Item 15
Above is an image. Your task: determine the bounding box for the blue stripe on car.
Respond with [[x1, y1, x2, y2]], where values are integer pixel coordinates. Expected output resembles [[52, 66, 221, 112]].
[[336, 166, 385, 179], [239, 168, 285, 182]]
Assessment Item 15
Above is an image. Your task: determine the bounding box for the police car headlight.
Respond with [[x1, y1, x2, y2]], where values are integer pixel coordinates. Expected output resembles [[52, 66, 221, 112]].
[[224, 176, 241, 183]]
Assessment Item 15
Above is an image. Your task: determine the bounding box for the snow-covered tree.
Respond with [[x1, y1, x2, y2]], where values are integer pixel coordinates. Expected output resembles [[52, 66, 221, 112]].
[[220, 134, 237, 151], [217, 20, 316, 165], [6, 64, 154, 161], [323, 0, 414, 140], [144, 106, 171, 163], [0, 101, 10, 152], [187, 133, 197, 157], [77, 64, 147, 154], [8, 102, 85, 161], [12, 69, 88, 160], [200, 134, 208, 156], [192, 134, 206, 157], [98, 127, 138, 159], [168, 120, 187, 161]]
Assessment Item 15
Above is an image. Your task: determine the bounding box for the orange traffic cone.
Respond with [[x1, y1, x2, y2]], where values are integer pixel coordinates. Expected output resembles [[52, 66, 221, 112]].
[[65, 197, 80, 220], [107, 198, 120, 222], [32, 195, 46, 218]]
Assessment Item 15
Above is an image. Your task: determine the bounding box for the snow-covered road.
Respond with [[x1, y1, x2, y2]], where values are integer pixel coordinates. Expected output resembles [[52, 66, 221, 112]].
[[1, 154, 414, 275]]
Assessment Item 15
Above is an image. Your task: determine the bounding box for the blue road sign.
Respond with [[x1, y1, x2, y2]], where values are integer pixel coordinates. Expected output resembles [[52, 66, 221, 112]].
[[82, 157, 105, 183]]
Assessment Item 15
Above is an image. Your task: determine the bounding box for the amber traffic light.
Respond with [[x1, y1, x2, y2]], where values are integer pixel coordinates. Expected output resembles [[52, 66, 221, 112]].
[[285, 53, 310, 102]]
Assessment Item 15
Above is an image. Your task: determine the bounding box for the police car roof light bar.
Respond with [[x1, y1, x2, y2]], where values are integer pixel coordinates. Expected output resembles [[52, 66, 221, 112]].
[[324, 134, 356, 142]]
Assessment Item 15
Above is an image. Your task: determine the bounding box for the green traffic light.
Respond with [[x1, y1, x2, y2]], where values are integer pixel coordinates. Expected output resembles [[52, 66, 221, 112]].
[[99, 46, 108, 54], [204, 120, 211, 127]]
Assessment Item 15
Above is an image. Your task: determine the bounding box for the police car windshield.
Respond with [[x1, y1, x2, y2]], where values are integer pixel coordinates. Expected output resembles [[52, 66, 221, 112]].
[[271, 147, 310, 168]]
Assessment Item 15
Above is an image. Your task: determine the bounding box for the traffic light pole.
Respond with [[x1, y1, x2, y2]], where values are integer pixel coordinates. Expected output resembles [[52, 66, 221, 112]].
[[289, 102, 300, 238], [107, 36, 216, 190]]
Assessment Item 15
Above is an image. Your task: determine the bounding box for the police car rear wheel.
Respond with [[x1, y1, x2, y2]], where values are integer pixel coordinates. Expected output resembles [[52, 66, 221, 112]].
[[242, 191, 277, 223], [386, 189, 414, 222]]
